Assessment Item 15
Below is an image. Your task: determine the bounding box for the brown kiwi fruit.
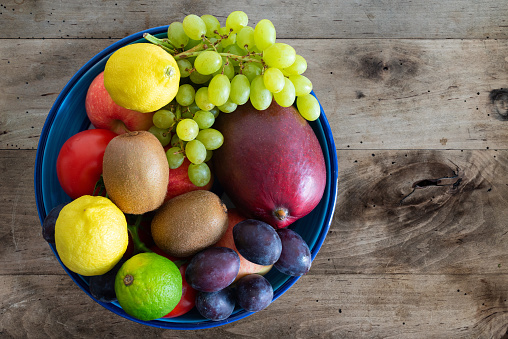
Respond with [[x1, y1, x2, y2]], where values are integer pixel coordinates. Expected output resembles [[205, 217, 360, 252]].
[[151, 190, 228, 257], [102, 131, 169, 215]]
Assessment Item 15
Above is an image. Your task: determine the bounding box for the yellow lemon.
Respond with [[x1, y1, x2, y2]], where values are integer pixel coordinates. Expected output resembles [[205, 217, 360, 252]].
[[115, 252, 182, 321], [55, 195, 128, 276], [103, 43, 180, 113]]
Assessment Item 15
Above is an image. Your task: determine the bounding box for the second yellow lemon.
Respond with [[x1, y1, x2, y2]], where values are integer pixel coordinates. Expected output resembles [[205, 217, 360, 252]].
[[104, 43, 180, 113]]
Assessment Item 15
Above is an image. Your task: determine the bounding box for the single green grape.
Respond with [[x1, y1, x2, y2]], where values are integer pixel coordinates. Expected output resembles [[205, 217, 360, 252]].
[[196, 128, 224, 150], [204, 150, 213, 162], [201, 14, 220, 37], [176, 84, 196, 107], [263, 43, 296, 69], [213, 58, 235, 80], [289, 74, 313, 96], [188, 162, 211, 187], [230, 74, 250, 105], [182, 14, 207, 40], [274, 77, 296, 107], [263, 67, 285, 93], [209, 106, 220, 118], [177, 59, 193, 78], [226, 11, 248, 33], [166, 146, 185, 169], [297, 93, 321, 121], [181, 109, 194, 119], [176, 118, 199, 141], [189, 71, 212, 85], [194, 50, 222, 75], [170, 133, 181, 147], [185, 139, 207, 164], [195, 87, 215, 111], [283, 55, 307, 75], [193, 110, 215, 129], [184, 38, 202, 50], [187, 101, 201, 114], [237, 26, 256, 50], [241, 62, 262, 82], [148, 125, 171, 147], [254, 19, 276, 51], [250, 75, 273, 111], [152, 109, 176, 129], [224, 61, 236, 80], [208, 74, 231, 106], [218, 99, 238, 113], [167, 22, 189, 48]]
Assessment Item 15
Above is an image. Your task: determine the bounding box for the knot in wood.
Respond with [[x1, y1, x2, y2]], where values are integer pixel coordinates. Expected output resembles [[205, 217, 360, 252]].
[[489, 89, 508, 119]]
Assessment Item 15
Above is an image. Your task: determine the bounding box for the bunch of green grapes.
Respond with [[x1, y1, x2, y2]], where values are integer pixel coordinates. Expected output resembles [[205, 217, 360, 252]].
[[144, 11, 320, 187], [144, 11, 320, 121], [149, 103, 223, 188]]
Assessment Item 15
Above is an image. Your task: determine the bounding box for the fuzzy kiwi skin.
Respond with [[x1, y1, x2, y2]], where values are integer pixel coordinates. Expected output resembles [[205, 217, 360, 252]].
[[151, 190, 228, 257], [102, 131, 169, 215]]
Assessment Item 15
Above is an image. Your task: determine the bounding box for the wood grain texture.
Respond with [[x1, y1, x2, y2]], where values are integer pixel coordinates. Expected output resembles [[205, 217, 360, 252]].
[[1, 274, 508, 338], [2, 39, 508, 150], [315, 149, 508, 276], [1, 0, 507, 39], [0, 150, 59, 276]]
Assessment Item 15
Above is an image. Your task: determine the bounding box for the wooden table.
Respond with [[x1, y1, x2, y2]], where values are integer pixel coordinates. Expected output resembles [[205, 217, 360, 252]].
[[2, 1, 508, 338]]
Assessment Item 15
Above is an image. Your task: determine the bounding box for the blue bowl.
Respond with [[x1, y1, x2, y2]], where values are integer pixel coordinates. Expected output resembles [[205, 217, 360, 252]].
[[34, 26, 339, 330]]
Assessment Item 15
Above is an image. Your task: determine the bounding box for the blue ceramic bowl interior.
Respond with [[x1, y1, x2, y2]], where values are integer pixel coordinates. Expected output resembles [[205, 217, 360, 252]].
[[34, 26, 339, 330]]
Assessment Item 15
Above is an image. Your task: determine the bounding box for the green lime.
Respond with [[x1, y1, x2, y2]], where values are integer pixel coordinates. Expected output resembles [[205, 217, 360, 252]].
[[114, 252, 182, 321]]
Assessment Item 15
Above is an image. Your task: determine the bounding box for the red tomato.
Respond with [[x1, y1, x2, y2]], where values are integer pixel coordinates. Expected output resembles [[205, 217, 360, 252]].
[[56, 129, 117, 199], [163, 263, 197, 318]]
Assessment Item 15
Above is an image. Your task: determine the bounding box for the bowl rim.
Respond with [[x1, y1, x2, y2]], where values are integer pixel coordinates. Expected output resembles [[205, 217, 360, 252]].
[[34, 25, 339, 330]]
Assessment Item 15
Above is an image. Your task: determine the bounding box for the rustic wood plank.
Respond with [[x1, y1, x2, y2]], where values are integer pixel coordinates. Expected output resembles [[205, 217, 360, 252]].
[[313, 149, 508, 276], [1, 38, 508, 150], [0, 150, 59, 275], [1, 273, 507, 338], [322, 39, 508, 150], [1, 0, 507, 39]]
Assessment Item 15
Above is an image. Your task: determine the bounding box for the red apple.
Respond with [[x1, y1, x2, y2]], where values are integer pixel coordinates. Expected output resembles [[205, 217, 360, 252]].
[[85, 72, 155, 134], [214, 208, 273, 281], [164, 156, 214, 202]]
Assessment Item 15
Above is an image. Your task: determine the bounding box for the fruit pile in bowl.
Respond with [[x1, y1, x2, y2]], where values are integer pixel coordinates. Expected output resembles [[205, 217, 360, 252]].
[[34, 11, 338, 329]]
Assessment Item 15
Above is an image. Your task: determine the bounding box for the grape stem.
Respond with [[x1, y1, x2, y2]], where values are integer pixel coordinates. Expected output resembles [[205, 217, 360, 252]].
[[143, 33, 264, 66], [174, 50, 263, 65], [127, 214, 153, 255], [142, 33, 177, 54], [173, 41, 207, 59], [203, 36, 218, 53]]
